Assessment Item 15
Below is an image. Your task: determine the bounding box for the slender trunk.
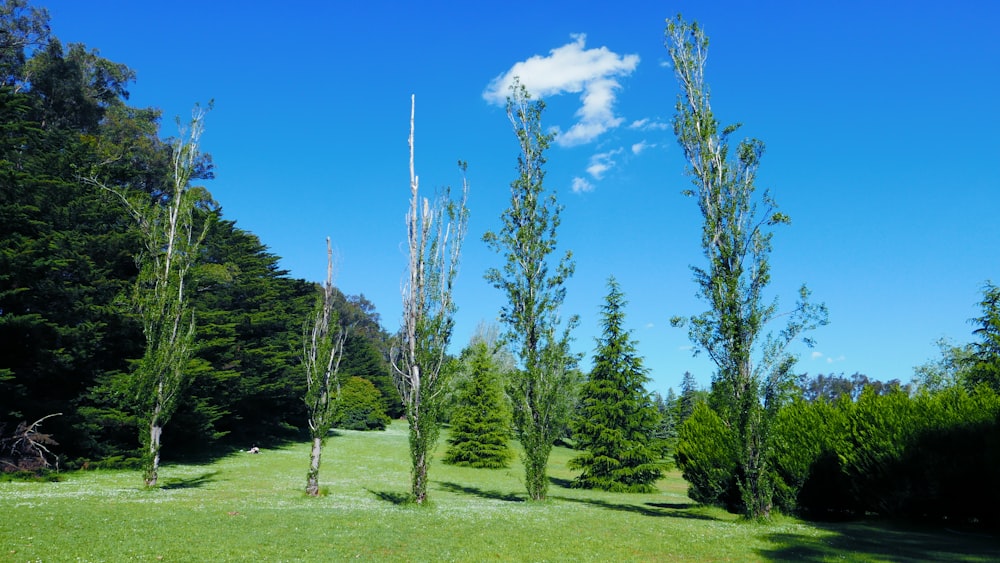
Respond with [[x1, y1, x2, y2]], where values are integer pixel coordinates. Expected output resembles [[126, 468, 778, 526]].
[[306, 436, 323, 496], [146, 421, 162, 487]]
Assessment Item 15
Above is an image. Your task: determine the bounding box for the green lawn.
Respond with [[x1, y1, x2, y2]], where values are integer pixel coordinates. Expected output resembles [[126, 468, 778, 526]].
[[2, 421, 997, 561]]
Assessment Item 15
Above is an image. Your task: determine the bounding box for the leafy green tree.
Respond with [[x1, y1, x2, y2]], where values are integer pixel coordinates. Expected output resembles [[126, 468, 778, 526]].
[[483, 80, 579, 501], [568, 277, 664, 492], [0, 0, 50, 89], [333, 376, 390, 431], [967, 282, 1000, 391], [303, 238, 346, 496], [665, 16, 828, 519], [86, 104, 215, 486], [912, 338, 974, 393], [443, 338, 512, 469], [392, 96, 469, 504]]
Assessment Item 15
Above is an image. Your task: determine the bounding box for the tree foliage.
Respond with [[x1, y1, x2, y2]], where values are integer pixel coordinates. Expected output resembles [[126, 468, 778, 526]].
[[665, 15, 827, 519], [303, 237, 347, 496], [443, 337, 512, 468], [392, 96, 469, 504], [483, 80, 579, 501], [568, 277, 663, 492]]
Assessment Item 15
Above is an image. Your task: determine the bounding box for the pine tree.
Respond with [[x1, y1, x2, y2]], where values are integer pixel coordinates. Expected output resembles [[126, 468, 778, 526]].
[[568, 277, 664, 492], [443, 339, 512, 468]]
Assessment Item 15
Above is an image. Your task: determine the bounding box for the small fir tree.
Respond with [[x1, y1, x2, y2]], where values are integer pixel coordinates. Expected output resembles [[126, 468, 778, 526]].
[[443, 339, 512, 468], [568, 277, 664, 492]]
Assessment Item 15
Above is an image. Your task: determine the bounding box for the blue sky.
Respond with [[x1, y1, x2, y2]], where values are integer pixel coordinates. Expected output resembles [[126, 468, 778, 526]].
[[43, 0, 999, 394]]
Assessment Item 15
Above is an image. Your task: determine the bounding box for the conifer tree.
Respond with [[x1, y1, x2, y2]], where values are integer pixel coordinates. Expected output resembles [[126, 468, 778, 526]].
[[443, 338, 512, 468], [568, 277, 663, 492]]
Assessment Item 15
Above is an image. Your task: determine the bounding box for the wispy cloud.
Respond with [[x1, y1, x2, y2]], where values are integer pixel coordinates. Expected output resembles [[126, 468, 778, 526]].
[[629, 118, 669, 131], [586, 148, 622, 180], [811, 351, 824, 360], [483, 34, 639, 147], [631, 141, 652, 155], [571, 177, 594, 194]]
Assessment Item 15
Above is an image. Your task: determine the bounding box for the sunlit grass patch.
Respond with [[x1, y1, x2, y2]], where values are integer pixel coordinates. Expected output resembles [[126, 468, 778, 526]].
[[1, 420, 997, 561]]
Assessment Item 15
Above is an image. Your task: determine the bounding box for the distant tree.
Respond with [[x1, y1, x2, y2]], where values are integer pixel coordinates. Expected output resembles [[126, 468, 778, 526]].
[[967, 282, 1000, 392], [912, 338, 974, 393], [443, 335, 512, 469], [677, 371, 703, 423], [666, 16, 827, 519], [0, 0, 50, 88], [392, 96, 469, 504], [303, 237, 347, 496], [483, 79, 579, 501], [569, 277, 664, 492], [651, 389, 679, 462]]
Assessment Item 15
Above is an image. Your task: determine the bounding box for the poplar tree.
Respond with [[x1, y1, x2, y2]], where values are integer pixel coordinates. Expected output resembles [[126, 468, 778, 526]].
[[87, 104, 215, 486], [666, 17, 827, 519], [484, 80, 578, 501], [569, 277, 663, 492], [392, 95, 469, 504], [303, 237, 346, 496]]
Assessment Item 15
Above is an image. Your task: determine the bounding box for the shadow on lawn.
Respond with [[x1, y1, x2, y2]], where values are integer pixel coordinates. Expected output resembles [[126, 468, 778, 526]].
[[159, 471, 219, 490], [553, 495, 718, 520], [438, 481, 524, 502], [367, 489, 412, 505], [759, 520, 1000, 562]]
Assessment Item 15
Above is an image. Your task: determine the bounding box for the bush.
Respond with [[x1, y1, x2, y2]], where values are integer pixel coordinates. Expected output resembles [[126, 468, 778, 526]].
[[675, 402, 740, 510], [332, 377, 390, 431]]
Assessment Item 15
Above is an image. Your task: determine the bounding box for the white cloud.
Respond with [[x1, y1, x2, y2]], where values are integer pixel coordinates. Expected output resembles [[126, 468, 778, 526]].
[[629, 118, 669, 131], [571, 177, 594, 193], [586, 148, 622, 180], [811, 351, 824, 360], [483, 34, 639, 147], [631, 141, 652, 155], [826, 355, 846, 364], [644, 322, 655, 329]]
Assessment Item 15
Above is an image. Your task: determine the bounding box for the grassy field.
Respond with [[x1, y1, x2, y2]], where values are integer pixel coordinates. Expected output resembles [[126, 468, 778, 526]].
[[1, 421, 997, 562]]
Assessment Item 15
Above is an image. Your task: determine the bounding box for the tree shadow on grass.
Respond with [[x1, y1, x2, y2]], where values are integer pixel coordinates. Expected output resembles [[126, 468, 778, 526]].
[[159, 471, 219, 490], [367, 489, 413, 505], [759, 519, 1000, 562], [552, 494, 719, 520], [437, 481, 524, 502]]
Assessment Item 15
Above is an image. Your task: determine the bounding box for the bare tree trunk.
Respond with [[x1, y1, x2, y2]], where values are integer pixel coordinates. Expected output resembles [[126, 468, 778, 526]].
[[306, 436, 323, 496]]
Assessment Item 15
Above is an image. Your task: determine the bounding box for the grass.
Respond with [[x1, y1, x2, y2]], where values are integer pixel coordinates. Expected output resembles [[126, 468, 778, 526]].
[[1, 421, 998, 562]]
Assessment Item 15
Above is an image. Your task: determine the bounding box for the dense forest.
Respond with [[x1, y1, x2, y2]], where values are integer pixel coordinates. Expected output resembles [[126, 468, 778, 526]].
[[2, 0, 999, 529], [0, 0, 399, 470]]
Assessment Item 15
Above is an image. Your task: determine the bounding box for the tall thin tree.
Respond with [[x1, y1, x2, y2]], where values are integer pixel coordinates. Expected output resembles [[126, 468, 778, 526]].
[[666, 17, 827, 519], [484, 80, 579, 501], [86, 103, 215, 486], [303, 237, 347, 496], [392, 95, 469, 504]]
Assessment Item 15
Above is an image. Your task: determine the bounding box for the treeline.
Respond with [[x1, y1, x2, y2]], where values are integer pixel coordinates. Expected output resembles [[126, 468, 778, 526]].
[[674, 285, 1000, 525], [0, 1, 398, 469]]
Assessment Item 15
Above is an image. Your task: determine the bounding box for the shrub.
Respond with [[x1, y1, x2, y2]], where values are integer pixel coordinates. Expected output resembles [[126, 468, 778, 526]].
[[675, 402, 740, 510], [332, 377, 390, 431]]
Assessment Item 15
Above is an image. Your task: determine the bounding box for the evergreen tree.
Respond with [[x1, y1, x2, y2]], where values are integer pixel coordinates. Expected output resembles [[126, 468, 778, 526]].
[[967, 282, 1000, 391], [568, 277, 663, 492], [443, 339, 512, 468]]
